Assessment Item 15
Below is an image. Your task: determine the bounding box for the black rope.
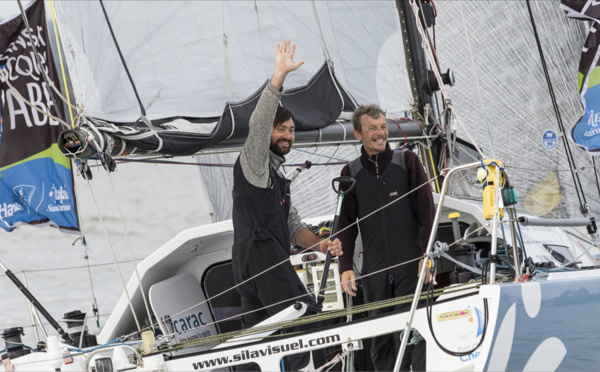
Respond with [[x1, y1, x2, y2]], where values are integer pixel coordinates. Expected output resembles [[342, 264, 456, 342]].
[[99, 0, 147, 117], [16, 0, 63, 122], [525, 0, 588, 215], [593, 157, 600, 200], [425, 262, 489, 357]]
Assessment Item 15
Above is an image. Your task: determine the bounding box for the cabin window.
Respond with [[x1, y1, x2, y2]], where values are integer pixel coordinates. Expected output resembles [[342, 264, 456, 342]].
[[202, 261, 243, 334]]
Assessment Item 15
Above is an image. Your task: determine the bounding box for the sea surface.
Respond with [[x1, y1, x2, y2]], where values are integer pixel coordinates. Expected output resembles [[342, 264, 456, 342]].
[[0, 158, 213, 346]]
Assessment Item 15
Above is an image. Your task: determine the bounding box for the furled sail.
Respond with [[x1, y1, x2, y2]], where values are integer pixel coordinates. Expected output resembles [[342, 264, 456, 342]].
[[0, 0, 79, 233], [53, 1, 418, 157]]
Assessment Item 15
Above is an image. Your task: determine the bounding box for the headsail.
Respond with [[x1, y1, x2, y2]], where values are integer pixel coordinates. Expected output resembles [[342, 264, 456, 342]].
[[0, 0, 78, 233]]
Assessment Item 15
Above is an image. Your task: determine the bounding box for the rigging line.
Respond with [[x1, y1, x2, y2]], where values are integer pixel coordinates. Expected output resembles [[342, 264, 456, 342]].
[[525, 0, 588, 213], [311, 0, 333, 63], [98, 0, 146, 117], [16, 0, 64, 123], [458, 2, 496, 159], [0, 67, 69, 128], [82, 176, 142, 333], [2, 257, 147, 275], [408, 0, 485, 160], [163, 281, 482, 351], [21, 272, 45, 343], [252, 0, 269, 78], [594, 157, 600, 199], [141, 174, 442, 331], [114, 158, 347, 168], [48, 0, 74, 127], [291, 148, 350, 163], [552, 234, 600, 270], [70, 160, 100, 327], [221, 1, 232, 101], [104, 169, 153, 331]]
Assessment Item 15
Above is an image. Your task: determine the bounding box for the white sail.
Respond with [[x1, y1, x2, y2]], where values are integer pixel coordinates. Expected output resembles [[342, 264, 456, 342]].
[[432, 0, 597, 219], [54, 1, 413, 123]]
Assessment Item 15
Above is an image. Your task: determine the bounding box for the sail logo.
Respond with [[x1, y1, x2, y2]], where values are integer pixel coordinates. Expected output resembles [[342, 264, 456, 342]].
[[0, 201, 24, 218], [542, 130, 558, 150], [47, 184, 71, 212]]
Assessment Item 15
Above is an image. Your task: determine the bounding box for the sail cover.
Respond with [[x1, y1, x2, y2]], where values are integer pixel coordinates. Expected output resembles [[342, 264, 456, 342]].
[[0, 0, 79, 233], [561, 0, 600, 154], [52, 1, 413, 133]]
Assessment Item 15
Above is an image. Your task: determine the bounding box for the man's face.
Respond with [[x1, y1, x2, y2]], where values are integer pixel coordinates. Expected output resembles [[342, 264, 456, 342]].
[[270, 118, 295, 157], [353, 113, 388, 157]]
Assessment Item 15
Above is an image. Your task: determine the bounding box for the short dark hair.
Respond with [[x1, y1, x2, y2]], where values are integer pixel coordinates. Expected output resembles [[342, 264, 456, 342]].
[[273, 105, 294, 128], [351, 104, 386, 132]]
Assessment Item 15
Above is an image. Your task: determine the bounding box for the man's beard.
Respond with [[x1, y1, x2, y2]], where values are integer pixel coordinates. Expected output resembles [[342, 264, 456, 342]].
[[270, 139, 292, 157]]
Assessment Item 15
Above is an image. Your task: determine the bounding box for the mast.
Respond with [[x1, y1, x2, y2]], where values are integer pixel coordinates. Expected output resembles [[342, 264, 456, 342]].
[[396, 0, 452, 191]]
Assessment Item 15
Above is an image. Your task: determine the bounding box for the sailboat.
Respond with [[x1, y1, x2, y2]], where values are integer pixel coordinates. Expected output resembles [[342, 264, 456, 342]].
[[1, 0, 600, 371]]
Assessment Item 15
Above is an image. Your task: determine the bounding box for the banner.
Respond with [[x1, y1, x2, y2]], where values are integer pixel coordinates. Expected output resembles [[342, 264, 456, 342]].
[[0, 0, 78, 232], [562, 0, 600, 154]]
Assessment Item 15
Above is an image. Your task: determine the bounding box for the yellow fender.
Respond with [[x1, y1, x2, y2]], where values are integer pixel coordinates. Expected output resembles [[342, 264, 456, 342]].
[[477, 160, 506, 221]]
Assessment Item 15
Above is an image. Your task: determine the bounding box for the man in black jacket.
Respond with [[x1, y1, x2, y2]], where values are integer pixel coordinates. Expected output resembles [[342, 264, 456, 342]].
[[232, 41, 342, 371], [337, 104, 435, 371]]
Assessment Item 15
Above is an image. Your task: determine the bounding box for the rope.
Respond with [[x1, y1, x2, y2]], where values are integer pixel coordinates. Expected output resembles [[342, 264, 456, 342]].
[[0, 67, 69, 128], [252, 0, 269, 78], [149, 208, 496, 346], [114, 175, 441, 342], [82, 175, 142, 333], [161, 281, 482, 352], [48, 0, 75, 127], [98, 0, 146, 118], [408, 0, 485, 161], [314, 345, 351, 372], [104, 170, 154, 332], [16, 0, 64, 124], [525, 0, 589, 216], [311, 0, 333, 63], [458, 2, 496, 159], [551, 234, 600, 270], [222, 2, 232, 102]]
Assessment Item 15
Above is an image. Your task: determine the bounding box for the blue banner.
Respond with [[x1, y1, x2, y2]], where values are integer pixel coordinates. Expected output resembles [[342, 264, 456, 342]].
[[562, 0, 600, 153], [0, 0, 79, 233]]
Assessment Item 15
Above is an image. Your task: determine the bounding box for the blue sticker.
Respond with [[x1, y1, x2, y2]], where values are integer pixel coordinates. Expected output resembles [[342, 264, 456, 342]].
[[542, 130, 558, 150]]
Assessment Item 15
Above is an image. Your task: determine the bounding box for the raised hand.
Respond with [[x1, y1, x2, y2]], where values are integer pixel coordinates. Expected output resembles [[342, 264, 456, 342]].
[[271, 40, 304, 90], [275, 40, 304, 73]]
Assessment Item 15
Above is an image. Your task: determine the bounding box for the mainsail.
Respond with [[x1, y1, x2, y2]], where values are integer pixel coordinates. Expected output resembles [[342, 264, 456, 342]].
[[50, 0, 600, 221], [0, 0, 78, 233], [53, 1, 419, 157]]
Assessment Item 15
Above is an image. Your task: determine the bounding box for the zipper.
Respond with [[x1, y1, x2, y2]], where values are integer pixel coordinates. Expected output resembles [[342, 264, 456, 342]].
[[370, 153, 392, 283]]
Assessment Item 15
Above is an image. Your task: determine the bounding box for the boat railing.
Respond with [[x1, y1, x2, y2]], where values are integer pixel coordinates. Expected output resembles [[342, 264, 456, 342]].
[[395, 160, 487, 371]]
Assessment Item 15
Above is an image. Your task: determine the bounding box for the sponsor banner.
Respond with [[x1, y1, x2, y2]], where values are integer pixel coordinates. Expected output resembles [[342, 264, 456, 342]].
[[562, 0, 600, 153], [0, 0, 78, 232]]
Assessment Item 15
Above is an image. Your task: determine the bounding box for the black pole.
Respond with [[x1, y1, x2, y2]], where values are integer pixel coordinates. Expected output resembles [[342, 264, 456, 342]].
[[316, 177, 355, 310], [0, 262, 73, 345]]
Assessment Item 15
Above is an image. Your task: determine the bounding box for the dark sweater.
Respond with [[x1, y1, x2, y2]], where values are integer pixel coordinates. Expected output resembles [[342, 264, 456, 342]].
[[337, 144, 436, 273]]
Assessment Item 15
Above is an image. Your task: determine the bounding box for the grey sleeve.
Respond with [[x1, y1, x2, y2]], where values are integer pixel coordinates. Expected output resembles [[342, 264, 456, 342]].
[[239, 82, 283, 188], [287, 203, 307, 246]]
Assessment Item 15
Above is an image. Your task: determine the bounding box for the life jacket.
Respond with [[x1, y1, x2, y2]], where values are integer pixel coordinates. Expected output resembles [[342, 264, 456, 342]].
[[232, 157, 291, 259], [348, 150, 421, 274]]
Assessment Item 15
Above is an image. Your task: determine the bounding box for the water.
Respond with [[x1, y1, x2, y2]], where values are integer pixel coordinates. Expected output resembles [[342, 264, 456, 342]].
[[0, 158, 213, 346]]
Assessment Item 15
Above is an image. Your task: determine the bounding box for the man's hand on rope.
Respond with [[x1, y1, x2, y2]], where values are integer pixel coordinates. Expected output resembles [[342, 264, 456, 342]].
[[341, 270, 357, 297]]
